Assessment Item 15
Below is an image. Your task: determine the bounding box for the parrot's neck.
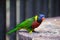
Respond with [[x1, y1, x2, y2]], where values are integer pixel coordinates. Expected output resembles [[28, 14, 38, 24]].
[[34, 15, 38, 21], [37, 19, 42, 23]]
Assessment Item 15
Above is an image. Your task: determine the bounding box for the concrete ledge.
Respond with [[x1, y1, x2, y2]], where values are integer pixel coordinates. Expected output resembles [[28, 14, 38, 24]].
[[18, 30, 60, 40], [18, 17, 60, 40]]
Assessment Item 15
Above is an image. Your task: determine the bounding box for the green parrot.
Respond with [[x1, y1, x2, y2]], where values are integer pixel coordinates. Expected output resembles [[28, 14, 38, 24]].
[[7, 16, 38, 35]]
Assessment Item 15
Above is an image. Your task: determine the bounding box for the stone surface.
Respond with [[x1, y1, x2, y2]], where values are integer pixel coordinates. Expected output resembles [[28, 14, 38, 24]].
[[18, 17, 60, 40]]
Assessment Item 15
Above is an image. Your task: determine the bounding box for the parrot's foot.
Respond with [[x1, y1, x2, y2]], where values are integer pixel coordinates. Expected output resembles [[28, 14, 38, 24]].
[[29, 31, 32, 34], [32, 29, 36, 32], [32, 30, 39, 33], [32, 30, 35, 32]]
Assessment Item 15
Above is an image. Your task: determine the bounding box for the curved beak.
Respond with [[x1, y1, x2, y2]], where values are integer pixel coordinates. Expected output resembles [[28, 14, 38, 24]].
[[42, 17, 45, 21]]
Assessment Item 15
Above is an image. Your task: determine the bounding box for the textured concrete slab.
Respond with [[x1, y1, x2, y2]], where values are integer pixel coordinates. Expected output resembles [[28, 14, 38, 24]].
[[18, 30, 60, 40], [18, 17, 60, 40]]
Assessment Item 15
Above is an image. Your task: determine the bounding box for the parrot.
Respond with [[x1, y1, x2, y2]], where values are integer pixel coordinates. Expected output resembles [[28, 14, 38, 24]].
[[7, 14, 45, 35]]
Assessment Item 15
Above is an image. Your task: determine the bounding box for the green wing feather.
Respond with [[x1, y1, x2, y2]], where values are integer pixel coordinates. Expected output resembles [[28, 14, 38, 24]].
[[7, 17, 34, 35]]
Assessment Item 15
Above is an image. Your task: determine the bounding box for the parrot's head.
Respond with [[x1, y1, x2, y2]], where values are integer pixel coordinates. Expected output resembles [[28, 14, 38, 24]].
[[39, 14, 45, 21], [34, 13, 45, 23]]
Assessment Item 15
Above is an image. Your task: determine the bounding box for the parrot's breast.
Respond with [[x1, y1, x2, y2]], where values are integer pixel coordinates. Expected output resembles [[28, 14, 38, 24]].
[[32, 21, 41, 29]]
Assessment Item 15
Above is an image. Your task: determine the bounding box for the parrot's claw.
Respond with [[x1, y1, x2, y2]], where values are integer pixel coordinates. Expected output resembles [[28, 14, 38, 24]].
[[29, 31, 32, 34]]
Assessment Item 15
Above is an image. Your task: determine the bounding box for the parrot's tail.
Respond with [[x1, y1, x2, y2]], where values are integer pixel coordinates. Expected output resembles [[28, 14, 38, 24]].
[[6, 27, 19, 35]]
